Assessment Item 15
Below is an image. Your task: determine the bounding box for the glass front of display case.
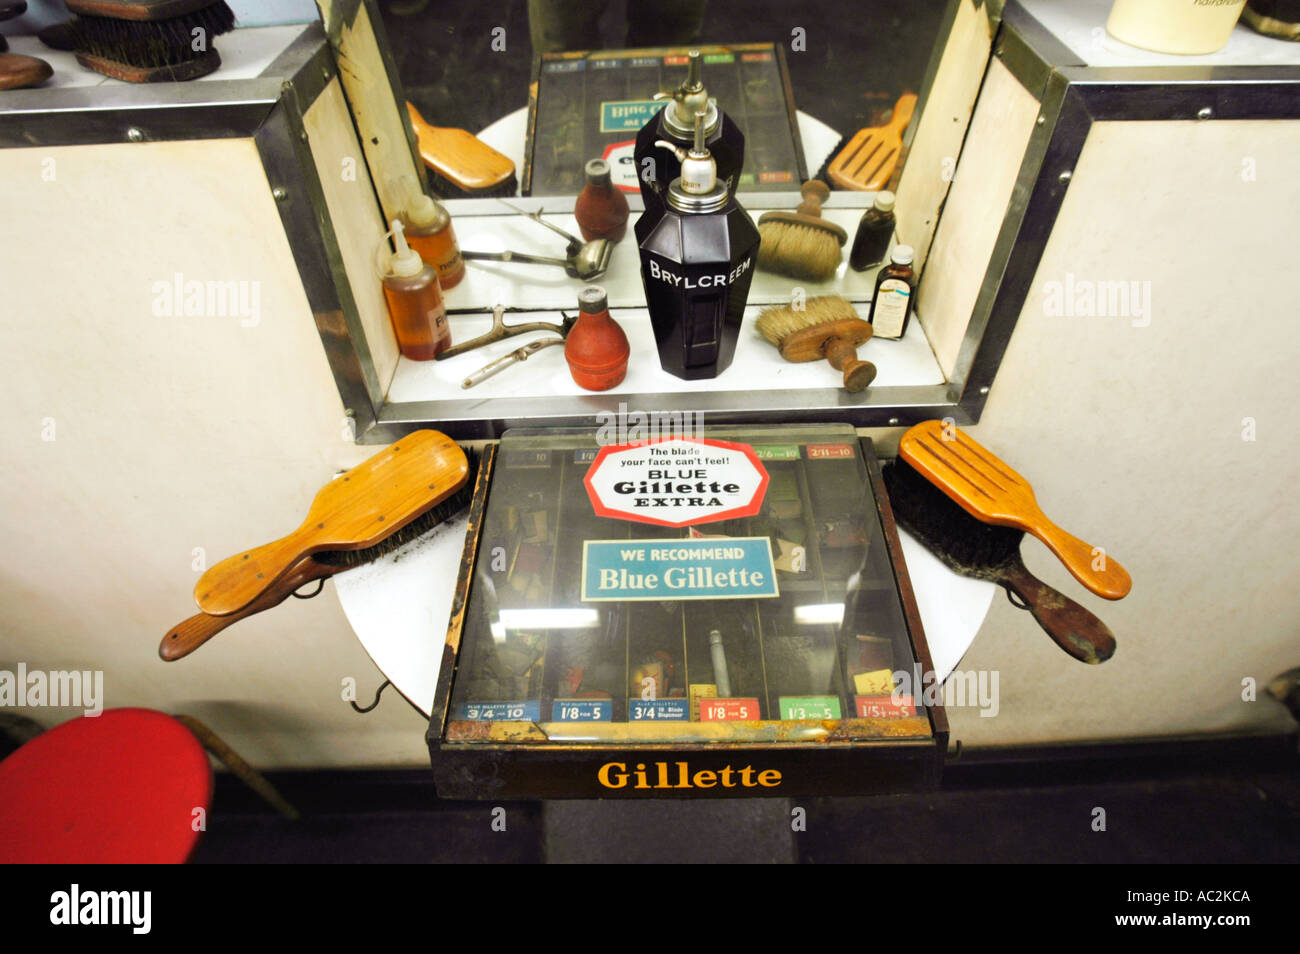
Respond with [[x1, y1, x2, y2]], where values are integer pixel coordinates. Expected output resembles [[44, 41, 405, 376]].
[[443, 422, 932, 745]]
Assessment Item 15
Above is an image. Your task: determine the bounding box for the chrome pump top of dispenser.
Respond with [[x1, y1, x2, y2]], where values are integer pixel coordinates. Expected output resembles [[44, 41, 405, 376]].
[[658, 49, 720, 141], [655, 109, 729, 214], [634, 50, 745, 213]]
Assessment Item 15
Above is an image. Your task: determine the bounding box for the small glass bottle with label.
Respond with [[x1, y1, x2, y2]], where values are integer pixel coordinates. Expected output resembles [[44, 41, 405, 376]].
[[867, 244, 915, 340]]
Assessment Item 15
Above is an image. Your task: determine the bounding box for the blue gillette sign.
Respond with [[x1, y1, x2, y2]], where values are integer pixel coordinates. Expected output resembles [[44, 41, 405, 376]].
[[581, 537, 779, 601]]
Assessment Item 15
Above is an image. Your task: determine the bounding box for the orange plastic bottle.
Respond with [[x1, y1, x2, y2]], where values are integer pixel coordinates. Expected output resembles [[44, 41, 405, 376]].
[[381, 220, 451, 360], [403, 190, 465, 291]]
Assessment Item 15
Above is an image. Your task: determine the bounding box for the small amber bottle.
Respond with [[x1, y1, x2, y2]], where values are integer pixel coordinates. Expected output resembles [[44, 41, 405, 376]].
[[849, 190, 896, 271], [867, 244, 916, 340], [381, 220, 451, 360], [403, 190, 465, 291]]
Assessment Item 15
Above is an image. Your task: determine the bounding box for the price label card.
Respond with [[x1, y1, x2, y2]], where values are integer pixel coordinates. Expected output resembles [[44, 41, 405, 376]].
[[688, 683, 717, 721], [751, 444, 801, 460], [455, 701, 541, 722], [699, 698, 761, 721], [779, 696, 842, 720], [806, 443, 854, 459], [627, 699, 689, 721], [855, 695, 917, 718], [854, 669, 896, 696], [551, 699, 612, 722]]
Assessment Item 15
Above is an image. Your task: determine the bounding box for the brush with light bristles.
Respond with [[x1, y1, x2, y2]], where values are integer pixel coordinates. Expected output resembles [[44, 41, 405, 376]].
[[65, 0, 236, 83], [756, 180, 847, 282], [756, 294, 876, 392]]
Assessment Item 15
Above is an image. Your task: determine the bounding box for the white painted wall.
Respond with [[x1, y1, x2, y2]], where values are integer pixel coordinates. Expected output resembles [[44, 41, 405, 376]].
[[941, 117, 1300, 745], [0, 138, 428, 768]]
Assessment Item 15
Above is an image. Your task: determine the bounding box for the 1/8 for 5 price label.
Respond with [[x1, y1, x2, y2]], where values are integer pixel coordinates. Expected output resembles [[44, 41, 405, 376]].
[[699, 698, 761, 721]]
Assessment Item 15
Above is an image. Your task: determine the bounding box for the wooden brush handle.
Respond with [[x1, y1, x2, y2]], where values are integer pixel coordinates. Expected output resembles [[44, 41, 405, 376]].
[[824, 335, 877, 392], [1027, 510, 1132, 601], [888, 92, 918, 134], [796, 180, 830, 217], [1000, 561, 1117, 664], [195, 524, 324, 617], [163, 558, 334, 661]]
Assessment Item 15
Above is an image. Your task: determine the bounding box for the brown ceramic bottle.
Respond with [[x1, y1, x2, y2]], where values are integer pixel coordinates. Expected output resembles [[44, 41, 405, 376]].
[[564, 286, 630, 391], [574, 159, 630, 243]]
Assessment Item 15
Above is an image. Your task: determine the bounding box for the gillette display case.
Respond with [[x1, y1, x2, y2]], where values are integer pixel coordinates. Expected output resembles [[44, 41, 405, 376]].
[[428, 423, 947, 798]]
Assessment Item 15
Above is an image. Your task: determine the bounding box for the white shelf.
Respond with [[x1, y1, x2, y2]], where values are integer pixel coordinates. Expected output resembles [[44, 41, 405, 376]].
[[385, 191, 942, 409], [1021, 0, 1300, 68], [387, 301, 942, 405]]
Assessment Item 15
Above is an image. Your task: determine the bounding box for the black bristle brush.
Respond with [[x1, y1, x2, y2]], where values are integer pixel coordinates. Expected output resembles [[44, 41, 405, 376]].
[[160, 447, 482, 661], [883, 458, 1117, 664], [66, 0, 236, 83]]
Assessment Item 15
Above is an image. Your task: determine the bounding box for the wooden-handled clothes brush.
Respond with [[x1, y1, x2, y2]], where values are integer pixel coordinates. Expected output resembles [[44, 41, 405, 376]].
[[827, 92, 917, 192], [162, 449, 476, 661], [756, 180, 847, 282], [166, 439, 478, 659], [62, 0, 236, 83], [192, 430, 469, 619], [884, 458, 1117, 664], [406, 101, 517, 198], [899, 420, 1132, 600], [756, 295, 876, 392]]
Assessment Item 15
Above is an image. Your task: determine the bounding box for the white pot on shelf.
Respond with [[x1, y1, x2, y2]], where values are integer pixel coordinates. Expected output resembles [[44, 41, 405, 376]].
[[1107, 0, 1248, 54]]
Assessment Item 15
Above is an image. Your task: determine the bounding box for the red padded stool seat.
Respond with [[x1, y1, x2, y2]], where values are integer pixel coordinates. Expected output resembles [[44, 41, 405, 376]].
[[0, 708, 213, 864]]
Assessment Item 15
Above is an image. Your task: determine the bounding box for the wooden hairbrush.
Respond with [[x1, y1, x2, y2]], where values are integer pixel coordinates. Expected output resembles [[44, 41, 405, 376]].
[[756, 295, 876, 392], [194, 430, 468, 617], [884, 459, 1117, 663], [899, 420, 1132, 600], [828, 92, 917, 192]]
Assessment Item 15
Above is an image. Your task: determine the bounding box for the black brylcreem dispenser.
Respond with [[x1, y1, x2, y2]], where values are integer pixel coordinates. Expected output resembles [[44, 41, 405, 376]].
[[634, 49, 745, 215], [636, 111, 760, 381]]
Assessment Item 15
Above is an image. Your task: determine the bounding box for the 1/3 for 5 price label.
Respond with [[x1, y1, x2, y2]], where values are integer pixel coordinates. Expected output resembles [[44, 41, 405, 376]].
[[699, 698, 761, 721], [779, 696, 842, 720]]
